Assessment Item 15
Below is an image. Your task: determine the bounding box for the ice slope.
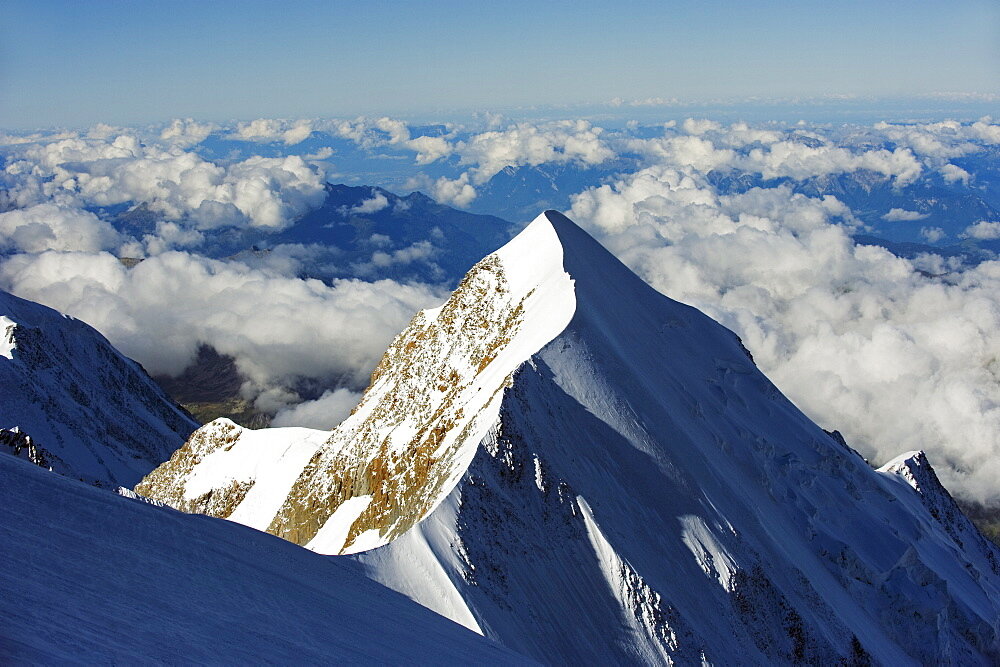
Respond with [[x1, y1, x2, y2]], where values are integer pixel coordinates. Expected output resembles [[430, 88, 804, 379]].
[[0, 454, 531, 664], [140, 211, 1000, 664], [0, 289, 197, 487]]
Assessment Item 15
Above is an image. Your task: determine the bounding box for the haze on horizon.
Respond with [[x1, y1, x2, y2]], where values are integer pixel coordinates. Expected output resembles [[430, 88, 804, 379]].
[[3, 0, 998, 129]]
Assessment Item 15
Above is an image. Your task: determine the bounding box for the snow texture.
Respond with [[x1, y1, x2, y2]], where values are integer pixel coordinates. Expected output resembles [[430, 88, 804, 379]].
[[0, 454, 532, 664]]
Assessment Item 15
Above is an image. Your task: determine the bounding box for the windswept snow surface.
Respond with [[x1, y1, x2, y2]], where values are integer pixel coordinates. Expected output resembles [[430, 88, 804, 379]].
[[140, 211, 1000, 664], [0, 455, 531, 664], [0, 289, 196, 487], [360, 212, 1000, 664], [182, 420, 331, 532]]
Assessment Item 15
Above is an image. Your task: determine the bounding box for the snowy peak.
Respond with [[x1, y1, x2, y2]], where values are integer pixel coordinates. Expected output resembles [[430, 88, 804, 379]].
[[276, 212, 575, 553], [878, 449, 937, 493], [0, 289, 197, 487], [141, 212, 577, 554], [879, 450, 1000, 578], [137, 211, 1000, 664]]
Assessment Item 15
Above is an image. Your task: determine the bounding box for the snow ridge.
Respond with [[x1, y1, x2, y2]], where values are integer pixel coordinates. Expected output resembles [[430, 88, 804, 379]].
[[140, 213, 575, 554], [1, 454, 531, 663], [138, 211, 1000, 664]]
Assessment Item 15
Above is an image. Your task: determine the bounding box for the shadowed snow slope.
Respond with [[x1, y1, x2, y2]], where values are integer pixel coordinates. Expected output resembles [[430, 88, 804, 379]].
[[0, 455, 530, 663], [140, 211, 1000, 665], [0, 289, 197, 487]]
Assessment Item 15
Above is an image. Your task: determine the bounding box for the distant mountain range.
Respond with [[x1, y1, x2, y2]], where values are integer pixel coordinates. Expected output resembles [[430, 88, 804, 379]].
[[101, 183, 516, 287], [469, 158, 1000, 259]]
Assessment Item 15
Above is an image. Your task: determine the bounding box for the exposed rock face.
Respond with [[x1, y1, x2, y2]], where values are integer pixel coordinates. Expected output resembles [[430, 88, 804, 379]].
[[138, 212, 1000, 665], [135, 419, 253, 518], [270, 255, 531, 550], [0, 427, 61, 471], [0, 290, 198, 487]]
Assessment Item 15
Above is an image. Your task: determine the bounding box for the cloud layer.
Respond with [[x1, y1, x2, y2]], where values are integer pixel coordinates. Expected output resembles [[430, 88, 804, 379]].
[[3, 132, 327, 231], [0, 250, 442, 415], [569, 166, 1000, 502]]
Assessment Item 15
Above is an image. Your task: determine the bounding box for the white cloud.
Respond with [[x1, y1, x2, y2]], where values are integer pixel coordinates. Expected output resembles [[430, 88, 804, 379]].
[[323, 116, 411, 148], [271, 387, 361, 430], [3, 135, 327, 230], [882, 208, 928, 222], [612, 96, 681, 107], [456, 120, 615, 184], [0, 130, 77, 146], [0, 250, 444, 406], [420, 173, 477, 208], [231, 118, 315, 145], [405, 135, 453, 165], [968, 117, 1000, 144], [303, 146, 335, 161], [86, 123, 128, 140], [962, 220, 1000, 240], [681, 118, 722, 135], [740, 141, 923, 185], [348, 192, 389, 215], [159, 118, 216, 147], [628, 134, 736, 172], [318, 116, 456, 166], [0, 204, 121, 254], [940, 163, 971, 184], [713, 122, 784, 147], [628, 129, 923, 185], [142, 221, 205, 255], [920, 226, 946, 243], [883, 117, 1000, 148]]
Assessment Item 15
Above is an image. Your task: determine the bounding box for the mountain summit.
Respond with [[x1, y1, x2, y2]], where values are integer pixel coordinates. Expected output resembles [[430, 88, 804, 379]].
[[139, 211, 1000, 664]]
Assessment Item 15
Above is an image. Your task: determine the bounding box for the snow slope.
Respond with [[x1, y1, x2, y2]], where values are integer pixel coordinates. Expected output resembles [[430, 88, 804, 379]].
[[140, 211, 1000, 664], [0, 289, 197, 487], [0, 454, 531, 663]]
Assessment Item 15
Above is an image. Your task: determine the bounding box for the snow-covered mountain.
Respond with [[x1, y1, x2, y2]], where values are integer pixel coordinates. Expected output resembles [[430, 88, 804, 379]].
[[0, 289, 197, 487], [138, 211, 1000, 664], [0, 454, 530, 663]]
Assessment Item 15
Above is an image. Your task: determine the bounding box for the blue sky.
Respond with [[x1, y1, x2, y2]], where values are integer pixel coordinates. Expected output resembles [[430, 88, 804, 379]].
[[2, 0, 998, 128]]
